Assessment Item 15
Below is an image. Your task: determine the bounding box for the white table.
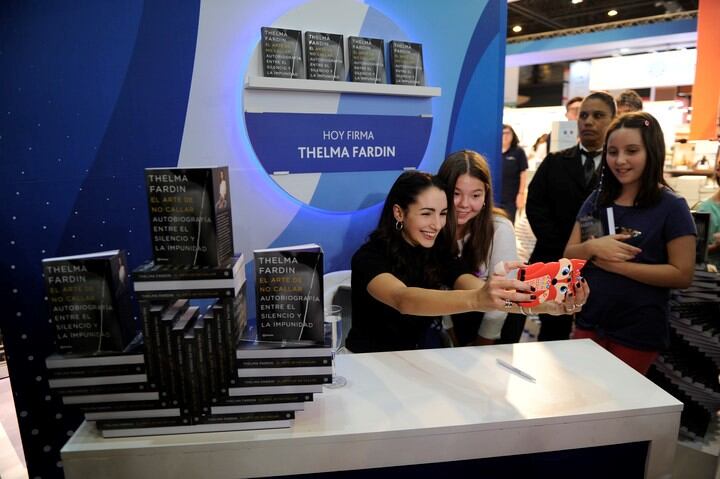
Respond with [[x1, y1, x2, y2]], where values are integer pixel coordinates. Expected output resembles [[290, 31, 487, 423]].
[[61, 339, 682, 478]]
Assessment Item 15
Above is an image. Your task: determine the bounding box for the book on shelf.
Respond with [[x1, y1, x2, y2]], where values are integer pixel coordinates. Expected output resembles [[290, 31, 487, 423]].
[[236, 366, 332, 377], [42, 250, 137, 355], [210, 401, 304, 414], [157, 299, 189, 403], [388, 40, 425, 86], [233, 375, 331, 387], [348, 36, 386, 84], [48, 373, 147, 389], [62, 391, 160, 405], [228, 384, 323, 396], [84, 407, 181, 421], [98, 416, 293, 438], [145, 166, 234, 267], [45, 352, 144, 374], [236, 323, 332, 359], [260, 26, 305, 79], [254, 243, 324, 344], [140, 302, 165, 384], [132, 254, 244, 285], [171, 305, 200, 413], [214, 392, 312, 407], [52, 381, 154, 397], [304, 31, 345, 81]]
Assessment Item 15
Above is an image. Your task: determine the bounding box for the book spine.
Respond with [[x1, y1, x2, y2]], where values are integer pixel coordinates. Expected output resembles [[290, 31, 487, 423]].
[[214, 393, 312, 406], [159, 316, 179, 404], [174, 328, 191, 414], [203, 314, 220, 403], [52, 382, 153, 396], [135, 287, 238, 301], [236, 356, 332, 368], [233, 375, 331, 387], [183, 333, 202, 416], [48, 363, 145, 378], [140, 302, 160, 385], [210, 306, 229, 398], [96, 415, 190, 430], [194, 410, 294, 425]]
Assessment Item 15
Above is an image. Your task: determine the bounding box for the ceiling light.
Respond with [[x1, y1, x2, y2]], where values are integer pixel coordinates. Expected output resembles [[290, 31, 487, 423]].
[[571, 0, 583, 4], [512, 25, 523, 33], [607, 9, 618, 16]]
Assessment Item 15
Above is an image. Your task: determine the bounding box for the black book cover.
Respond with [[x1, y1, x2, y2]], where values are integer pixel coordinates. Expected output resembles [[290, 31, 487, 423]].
[[42, 250, 137, 355], [348, 36, 386, 84], [78, 400, 166, 413], [389, 40, 425, 86], [236, 356, 331, 368], [52, 381, 153, 396], [202, 306, 222, 402], [304, 31, 345, 81], [158, 299, 189, 403], [140, 302, 165, 385], [145, 166, 233, 267], [96, 415, 191, 431], [182, 324, 203, 415], [192, 316, 212, 413], [172, 306, 199, 414], [260, 27, 305, 79], [254, 244, 324, 344]]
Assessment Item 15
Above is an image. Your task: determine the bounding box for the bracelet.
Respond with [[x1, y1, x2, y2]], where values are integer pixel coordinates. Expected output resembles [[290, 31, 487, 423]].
[[519, 305, 533, 316]]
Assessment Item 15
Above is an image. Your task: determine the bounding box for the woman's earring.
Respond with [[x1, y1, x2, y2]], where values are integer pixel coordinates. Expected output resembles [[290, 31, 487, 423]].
[[395, 220, 404, 231]]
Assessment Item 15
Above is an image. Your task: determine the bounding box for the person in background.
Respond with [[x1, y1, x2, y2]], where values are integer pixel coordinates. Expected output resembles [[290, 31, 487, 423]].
[[616, 90, 643, 115], [345, 170, 588, 353], [527, 91, 616, 341], [564, 112, 695, 374], [697, 153, 720, 267], [437, 150, 527, 346], [565, 96, 583, 121], [498, 125, 528, 223]]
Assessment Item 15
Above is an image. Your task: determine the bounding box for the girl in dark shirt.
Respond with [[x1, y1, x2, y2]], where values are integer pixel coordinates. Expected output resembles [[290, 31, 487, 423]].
[[346, 170, 588, 353]]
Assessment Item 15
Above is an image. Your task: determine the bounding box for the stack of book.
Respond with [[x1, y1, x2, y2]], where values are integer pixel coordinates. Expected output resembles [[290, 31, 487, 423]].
[[649, 268, 720, 440], [212, 324, 332, 416]]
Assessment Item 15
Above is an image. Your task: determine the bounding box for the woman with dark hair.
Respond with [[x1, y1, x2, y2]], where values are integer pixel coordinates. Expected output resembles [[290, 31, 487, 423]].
[[437, 150, 525, 345], [564, 112, 695, 374], [499, 124, 528, 222], [345, 170, 587, 353]]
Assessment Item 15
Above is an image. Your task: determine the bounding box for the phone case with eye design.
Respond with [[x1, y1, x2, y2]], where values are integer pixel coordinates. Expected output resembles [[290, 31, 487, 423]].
[[517, 258, 586, 307]]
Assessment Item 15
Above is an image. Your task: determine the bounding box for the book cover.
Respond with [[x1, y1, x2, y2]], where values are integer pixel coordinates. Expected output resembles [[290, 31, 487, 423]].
[[62, 391, 160, 405], [211, 402, 304, 414], [145, 166, 234, 267], [304, 31, 345, 81], [99, 417, 291, 438], [236, 324, 332, 359], [236, 366, 332, 377], [48, 373, 147, 389], [42, 250, 137, 355], [389, 40, 425, 86], [77, 399, 166, 413], [254, 243, 324, 344], [172, 305, 199, 414], [233, 375, 331, 387], [47, 362, 144, 379], [348, 36, 386, 84], [228, 384, 323, 396], [260, 27, 305, 79]]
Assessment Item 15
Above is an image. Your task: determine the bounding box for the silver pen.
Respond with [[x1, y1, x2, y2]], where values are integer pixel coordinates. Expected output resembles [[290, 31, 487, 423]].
[[496, 358, 537, 383]]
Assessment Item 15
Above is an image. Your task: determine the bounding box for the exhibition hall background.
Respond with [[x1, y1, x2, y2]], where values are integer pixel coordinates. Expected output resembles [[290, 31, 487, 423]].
[[0, 0, 507, 477]]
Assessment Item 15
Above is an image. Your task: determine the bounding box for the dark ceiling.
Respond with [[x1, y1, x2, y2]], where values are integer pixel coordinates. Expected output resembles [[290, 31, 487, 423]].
[[507, 0, 699, 38]]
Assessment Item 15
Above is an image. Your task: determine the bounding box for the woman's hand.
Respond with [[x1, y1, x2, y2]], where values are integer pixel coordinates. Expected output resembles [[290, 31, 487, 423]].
[[588, 234, 641, 262], [476, 273, 535, 311], [532, 277, 590, 316]]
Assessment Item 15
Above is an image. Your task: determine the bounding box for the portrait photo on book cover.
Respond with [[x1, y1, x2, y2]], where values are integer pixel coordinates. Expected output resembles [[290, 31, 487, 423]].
[[215, 169, 228, 211]]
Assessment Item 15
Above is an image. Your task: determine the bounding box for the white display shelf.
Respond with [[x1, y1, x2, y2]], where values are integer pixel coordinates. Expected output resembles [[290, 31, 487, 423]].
[[245, 76, 441, 97]]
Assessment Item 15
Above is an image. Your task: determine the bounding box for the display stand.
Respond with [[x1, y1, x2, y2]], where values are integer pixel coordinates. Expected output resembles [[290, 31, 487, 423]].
[[61, 340, 681, 478]]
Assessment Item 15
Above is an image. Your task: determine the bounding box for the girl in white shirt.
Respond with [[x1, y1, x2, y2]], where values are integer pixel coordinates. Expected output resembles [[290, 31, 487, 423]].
[[438, 150, 524, 345]]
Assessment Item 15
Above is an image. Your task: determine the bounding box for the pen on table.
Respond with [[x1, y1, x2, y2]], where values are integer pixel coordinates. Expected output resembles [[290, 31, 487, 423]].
[[496, 358, 537, 383]]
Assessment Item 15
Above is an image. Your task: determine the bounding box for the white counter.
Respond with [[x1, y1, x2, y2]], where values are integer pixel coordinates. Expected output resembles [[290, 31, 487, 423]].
[[61, 339, 682, 478]]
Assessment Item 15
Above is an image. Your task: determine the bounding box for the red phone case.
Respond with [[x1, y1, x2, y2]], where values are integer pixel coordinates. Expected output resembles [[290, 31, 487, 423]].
[[517, 258, 586, 307]]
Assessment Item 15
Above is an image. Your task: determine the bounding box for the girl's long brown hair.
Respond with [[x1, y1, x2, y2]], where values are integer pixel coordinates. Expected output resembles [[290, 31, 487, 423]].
[[437, 150, 505, 271]]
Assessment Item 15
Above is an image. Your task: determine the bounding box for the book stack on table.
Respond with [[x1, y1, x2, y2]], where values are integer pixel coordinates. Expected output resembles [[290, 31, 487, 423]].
[[648, 268, 720, 440]]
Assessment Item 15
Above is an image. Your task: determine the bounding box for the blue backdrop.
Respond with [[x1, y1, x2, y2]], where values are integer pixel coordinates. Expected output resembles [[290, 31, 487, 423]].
[[0, 1, 506, 477]]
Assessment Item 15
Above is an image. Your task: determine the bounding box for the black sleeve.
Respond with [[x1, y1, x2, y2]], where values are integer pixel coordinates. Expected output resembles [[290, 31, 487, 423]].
[[351, 241, 392, 290], [526, 155, 564, 247]]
